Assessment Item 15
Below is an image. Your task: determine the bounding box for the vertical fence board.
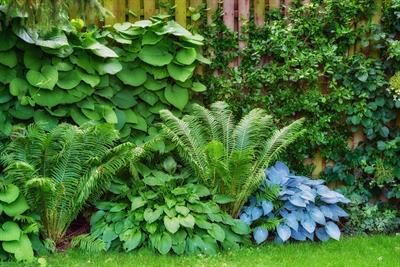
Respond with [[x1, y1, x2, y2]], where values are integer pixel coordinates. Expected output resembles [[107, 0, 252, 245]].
[[223, 0, 235, 30], [144, 1, 156, 19], [176, 0, 187, 27], [284, 0, 291, 15], [128, 0, 141, 22], [269, 0, 280, 10], [238, 0, 250, 48], [254, 0, 265, 26], [159, 0, 169, 14], [207, 0, 218, 24], [190, 0, 203, 27]]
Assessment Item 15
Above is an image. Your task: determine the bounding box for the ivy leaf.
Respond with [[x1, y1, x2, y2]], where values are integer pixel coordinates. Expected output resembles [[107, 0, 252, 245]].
[[164, 85, 189, 110]]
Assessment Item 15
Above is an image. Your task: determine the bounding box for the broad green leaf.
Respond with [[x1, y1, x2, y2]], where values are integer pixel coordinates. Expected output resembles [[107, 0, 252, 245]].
[[94, 58, 122, 75], [122, 230, 142, 251], [84, 39, 118, 58], [142, 31, 163, 45], [0, 221, 21, 241], [77, 69, 100, 87], [207, 224, 225, 242], [57, 69, 81, 89], [0, 184, 20, 204], [0, 29, 17, 51], [157, 232, 172, 255], [201, 236, 218, 255], [175, 206, 190, 216], [231, 219, 250, 235], [102, 226, 118, 243], [0, 89, 12, 104], [130, 196, 147, 211], [131, 115, 147, 132], [109, 203, 128, 212], [164, 216, 180, 234], [144, 77, 167, 91], [70, 108, 91, 126], [111, 89, 138, 109], [139, 91, 158, 105], [70, 51, 95, 74], [0, 65, 17, 84], [2, 195, 29, 217], [139, 45, 173, 66], [212, 194, 235, 204], [52, 58, 74, 71], [179, 214, 195, 228], [26, 65, 58, 90], [191, 82, 206, 92], [176, 48, 197, 65], [123, 109, 138, 123], [194, 215, 212, 230], [144, 208, 163, 223], [167, 63, 195, 82], [9, 103, 34, 120], [143, 175, 165, 186], [2, 234, 34, 262], [34, 111, 59, 130], [164, 85, 189, 110], [24, 49, 43, 70], [117, 65, 147, 86], [0, 50, 18, 68]]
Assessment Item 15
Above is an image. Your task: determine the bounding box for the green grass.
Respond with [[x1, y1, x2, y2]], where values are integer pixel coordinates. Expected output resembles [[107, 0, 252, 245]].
[[3, 235, 400, 267]]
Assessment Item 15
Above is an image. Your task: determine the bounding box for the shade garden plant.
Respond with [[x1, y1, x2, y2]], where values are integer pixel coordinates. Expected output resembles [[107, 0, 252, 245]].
[[0, 0, 397, 264]]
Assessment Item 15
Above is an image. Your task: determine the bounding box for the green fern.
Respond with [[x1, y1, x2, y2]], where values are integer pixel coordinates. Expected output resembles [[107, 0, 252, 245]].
[[1, 123, 149, 245], [70, 234, 106, 253], [258, 217, 282, 231], [160, 102, 304, 217]]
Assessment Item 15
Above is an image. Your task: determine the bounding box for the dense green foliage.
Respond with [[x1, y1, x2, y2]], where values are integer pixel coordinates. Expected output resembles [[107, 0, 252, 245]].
[[0, 11, 207, 147], [160, 102, 304, 216], [1, 123, 148, 246], [85, 160, 249, 255], [201, 1, 400, 214]]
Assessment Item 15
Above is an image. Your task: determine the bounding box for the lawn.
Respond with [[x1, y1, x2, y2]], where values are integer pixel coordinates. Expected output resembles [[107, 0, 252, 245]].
[[4, 235, 399, 267]]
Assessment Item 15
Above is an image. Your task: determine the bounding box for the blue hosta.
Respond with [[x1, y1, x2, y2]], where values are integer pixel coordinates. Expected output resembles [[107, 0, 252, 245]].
[[240, 162, 350, 244]]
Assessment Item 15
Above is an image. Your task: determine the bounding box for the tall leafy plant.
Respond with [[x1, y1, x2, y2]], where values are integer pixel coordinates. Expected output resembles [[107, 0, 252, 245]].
[[159, 102, 304, 216], [1, 123, 148, 246]]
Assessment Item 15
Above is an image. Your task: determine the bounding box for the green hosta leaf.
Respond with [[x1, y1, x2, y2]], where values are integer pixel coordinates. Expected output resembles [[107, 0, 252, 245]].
[[109, 203, 128, 212], [112, 89, 137, 109], [231, 219, 250, 235], [207, 224, 225, 242], [117, 65, 147, 86], [179, 214, 195, 228], [70, 51, 95, 74], [164, 216, 180, 234], [0, 65, 17, 84], [24, 49, 43, 70], [9, 78, 29, 97], [34, 111, 59, 130], [139, 45, 173, 66], [175, 206, 190, 216], [142, 31, 163, 45], [3, 195, 29, 217], [95, 58, 122, 75], [131, 115, 147, 132], [201, 236, 218, 255], [139, 91, 158, 106], [26, 65, 58, 90], [9, 103, 34, 120], [124, 109, 138, 123], [191, 82, 206, 92], [121, 230, 142, 251], [130, 196, 147, 211], [0, 50, 18, 68], [164, 85, 189, 110], [167, 63, 195, 82], [144, 77, 167, 91], [194, 215, 212, 230], [102, 226, 118, 243], [0, 184, 20, 204], [2, 234, 34, 262], [176, 48, 197, 65], [213, 194, 235, 204], [0, 29, 17, 51], [77, 69, 100, 87], [144, 208, 163, 223], [157, 232, 172, 255], [0, 222, 21, 241], [83, 39, 118, 58], [57, 69, 81, 89]]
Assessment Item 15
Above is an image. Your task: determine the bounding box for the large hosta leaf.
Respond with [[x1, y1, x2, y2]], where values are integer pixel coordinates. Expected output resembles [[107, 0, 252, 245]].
[[2, 234, 34, 262], [117, 65, 147, 86], [2, 195, 29, 217], [176, 48, 197, 65], [0, 65, 17, 84], [0, 29, 17, 51], [277, 224, 291, 242], [253, 227, 268, 244], [167, 63, 195, 82], [9, 78, 30, 97], [57, 69, 81, 89], [0, 184, 20, 204], [94, 59, 122, 75], [0, 221, 21, 241], [139, 45, 173, 66], [157, 232, 172, 255], [0, 50, 18, 68], [164, 216, 180, 234], [325, 221, 340, 241], [164, 85, 189, 110], [26, 65, 58, 90]]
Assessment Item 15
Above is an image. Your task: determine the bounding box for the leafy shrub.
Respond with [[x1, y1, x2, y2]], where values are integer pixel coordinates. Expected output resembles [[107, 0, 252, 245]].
[[87, 160, 250, 255], [240, 162, 350, 244], [1, 123, 149, 246], [0, 182, 39, 262], [159, 102, 304, 216], [0, 12, 207, 144]]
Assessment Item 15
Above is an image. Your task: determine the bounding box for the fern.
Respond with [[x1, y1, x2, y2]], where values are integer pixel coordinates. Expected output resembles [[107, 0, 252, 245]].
[[2, 123, 149, 245], [159, 102, 304, 217], [71, 234, 106, 253], [258, 217, 282, 231]]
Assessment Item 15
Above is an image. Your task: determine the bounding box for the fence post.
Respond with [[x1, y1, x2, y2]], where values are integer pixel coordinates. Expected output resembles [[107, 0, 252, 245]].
[[175, 0, 187, 27], [207, 0, 218, 25], [284, 0, 291, 15], [238, 0, 250, 65], [144, 1, 156, 19], [104, 0, 126, 25], [254, 0, 265, 26], [128, 0, 141, 22], [269, 0, 280, 10]]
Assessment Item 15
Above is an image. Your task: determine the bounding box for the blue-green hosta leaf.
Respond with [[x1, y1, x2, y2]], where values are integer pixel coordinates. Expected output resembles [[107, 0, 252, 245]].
[[0, 184, 20, 204], [179, 214, 195, 228], [325, 221, 341, 240], [0, 221, 21, 241], [2, 234, 34, 262], [316, 227, 330, 242], [121, 229, 142, 251], [231, 219, 250, 235], [164, 84, 189, 110], [3, 195, 29, 217], [138, 45, 173, 66], [285, 212, 299, 231], [102, 225, 118, 243], [301, 214, 316, 233], [167, 63, 195, 82], [277, 224, 291, 242], [253, 227, 268, 244], [164, 216, 180, 234], [310, 207, 326, 225], [0, 50, 17, 68], [144, 208, 163, 223], [207, 224, 225, 242], [57, 69, 81, 89], [157, 232, 172, 255], [117, 65, 147, 86], [26, 65, 58, 90]]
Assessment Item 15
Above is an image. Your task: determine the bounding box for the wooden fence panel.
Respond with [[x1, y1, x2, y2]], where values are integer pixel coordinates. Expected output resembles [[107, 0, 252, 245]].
[[128, 0, 141, 22], [144, 1, 156, 19], [254, 0, 265, 26], [176, 0, 187, 26]]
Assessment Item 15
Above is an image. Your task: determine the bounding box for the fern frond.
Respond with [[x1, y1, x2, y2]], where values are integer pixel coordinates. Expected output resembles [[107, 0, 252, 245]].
[[258, 217, 282, 231], [210, 101, 235, 156], [191, 103, 222, 141], [71, 234, 106, 253]]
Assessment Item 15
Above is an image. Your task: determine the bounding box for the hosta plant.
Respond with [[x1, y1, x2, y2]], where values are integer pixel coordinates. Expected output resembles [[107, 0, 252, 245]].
[[1, 123, 149, 246], [240, 162, 350, 244], [0, 182, 39, 262], [159, 102, 304, 217], [86, 159, 250, 255]]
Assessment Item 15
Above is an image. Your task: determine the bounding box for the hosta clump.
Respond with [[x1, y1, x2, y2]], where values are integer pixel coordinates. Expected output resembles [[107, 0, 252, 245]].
[[89, 169, 250, 255], [240, 162, 350, 244]]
